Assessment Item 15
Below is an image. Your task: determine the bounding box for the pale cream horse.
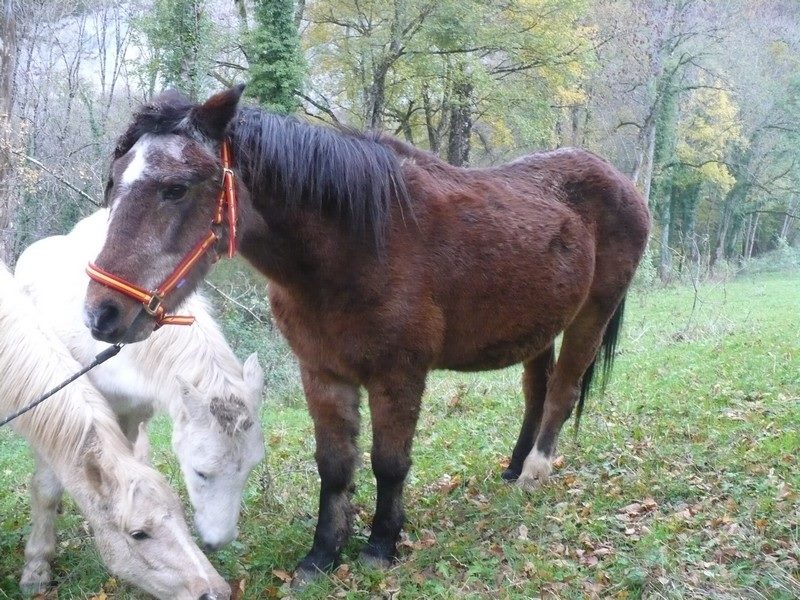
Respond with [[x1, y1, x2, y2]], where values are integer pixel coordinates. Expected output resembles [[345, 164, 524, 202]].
[[0, 264, 230, 599], [15, 209, 266, 549]]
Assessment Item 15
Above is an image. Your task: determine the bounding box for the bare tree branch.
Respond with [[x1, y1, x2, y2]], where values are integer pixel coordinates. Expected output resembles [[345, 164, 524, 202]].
[[204, 280, 267, 325], [11, 149, 101, 207]]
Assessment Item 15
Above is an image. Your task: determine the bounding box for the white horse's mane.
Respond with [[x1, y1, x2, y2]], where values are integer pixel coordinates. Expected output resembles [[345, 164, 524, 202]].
[[126, 292, 252, 408], [0, 263, 147, 486]]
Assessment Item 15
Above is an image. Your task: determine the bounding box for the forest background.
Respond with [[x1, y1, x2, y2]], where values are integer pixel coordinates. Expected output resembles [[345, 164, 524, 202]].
[[0, 0, 798, 284]]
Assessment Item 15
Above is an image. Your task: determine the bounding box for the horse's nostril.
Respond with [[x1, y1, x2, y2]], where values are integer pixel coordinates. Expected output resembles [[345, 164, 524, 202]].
[[91, 300, 121, 336], [198, 594, 212, 600], [203, 541, 222, 553]]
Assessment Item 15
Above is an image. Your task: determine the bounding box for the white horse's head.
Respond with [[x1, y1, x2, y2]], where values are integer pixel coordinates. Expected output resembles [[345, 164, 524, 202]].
[[80, 437, 230, 600], [171, 353, 265, 550]]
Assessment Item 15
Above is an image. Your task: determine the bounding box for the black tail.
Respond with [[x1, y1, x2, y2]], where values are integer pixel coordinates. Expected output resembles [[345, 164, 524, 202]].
[[574, 296, 626, 431]]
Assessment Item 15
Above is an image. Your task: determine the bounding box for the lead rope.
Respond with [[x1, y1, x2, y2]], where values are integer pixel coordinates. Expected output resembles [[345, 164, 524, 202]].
[[0, 343, 124, 428]]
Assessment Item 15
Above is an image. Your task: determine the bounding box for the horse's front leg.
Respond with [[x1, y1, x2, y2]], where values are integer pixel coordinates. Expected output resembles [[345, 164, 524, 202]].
[[21, 455, 63, 594], [294, 366, 360, 584], [361, 372, 425, 567]]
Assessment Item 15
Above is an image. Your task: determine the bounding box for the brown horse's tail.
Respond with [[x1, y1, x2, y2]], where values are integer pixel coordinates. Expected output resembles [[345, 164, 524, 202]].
[[574, 296, 626, 431]]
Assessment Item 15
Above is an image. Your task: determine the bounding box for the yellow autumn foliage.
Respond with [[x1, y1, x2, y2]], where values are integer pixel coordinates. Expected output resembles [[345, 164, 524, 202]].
[[676, 81, 745, 193]]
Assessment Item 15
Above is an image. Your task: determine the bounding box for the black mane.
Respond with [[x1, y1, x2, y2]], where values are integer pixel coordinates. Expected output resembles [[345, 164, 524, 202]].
[[114, 93, 412, 249], [231, 108, 411, 248]]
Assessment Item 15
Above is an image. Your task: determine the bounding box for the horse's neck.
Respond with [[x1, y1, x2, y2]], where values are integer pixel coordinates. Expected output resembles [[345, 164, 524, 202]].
[[231, 112, 395, 293], [237, 191, 378, 297]]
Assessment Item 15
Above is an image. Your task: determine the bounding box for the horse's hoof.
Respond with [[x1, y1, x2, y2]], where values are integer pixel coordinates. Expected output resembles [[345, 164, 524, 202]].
[[516, 473, 546, 492], [359, 550, 392, 570], [20, 560, 51, 596], [501, 467, 520, 481], [290, 566, 323, 589], [517, 451, 552, 491]]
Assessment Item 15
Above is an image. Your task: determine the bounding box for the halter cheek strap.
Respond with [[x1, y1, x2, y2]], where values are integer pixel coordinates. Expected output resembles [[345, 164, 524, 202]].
[[86, 140, 238, 328]]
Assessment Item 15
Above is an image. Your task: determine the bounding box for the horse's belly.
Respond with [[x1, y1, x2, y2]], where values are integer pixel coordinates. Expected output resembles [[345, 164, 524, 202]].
[[435, 318, 563, 371]]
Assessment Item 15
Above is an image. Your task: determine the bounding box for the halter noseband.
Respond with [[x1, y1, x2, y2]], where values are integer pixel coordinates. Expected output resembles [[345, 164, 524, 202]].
[[86, 140, 238, 328]]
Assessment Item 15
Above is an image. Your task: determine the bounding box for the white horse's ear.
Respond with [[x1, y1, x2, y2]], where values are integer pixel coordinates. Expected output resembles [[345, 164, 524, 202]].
[[242, 353, 264, 406], [133, 423, 151, 464], [177, 377, 208, 423], [84, 446, 115, 500]]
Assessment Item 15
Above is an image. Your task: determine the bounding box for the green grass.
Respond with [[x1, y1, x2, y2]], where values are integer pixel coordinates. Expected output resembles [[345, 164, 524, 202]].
[[1, 273, 798, 599]]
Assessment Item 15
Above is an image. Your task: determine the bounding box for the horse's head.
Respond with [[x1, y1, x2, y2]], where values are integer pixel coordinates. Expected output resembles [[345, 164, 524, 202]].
[[171, 353, 265, 550], [81, 439, 230, 600], [85, 86, 244, 343]]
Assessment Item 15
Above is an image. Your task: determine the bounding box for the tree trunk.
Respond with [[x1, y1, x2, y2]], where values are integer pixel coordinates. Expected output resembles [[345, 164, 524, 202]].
[[367, 63, 389, 129], [680, 183, 701, 272], [712, 141, 756, 269], [421, 86, 441, 152], [0, 0, 17, 264], [446, 65, 473, 167], [634, 116, 657, 205], [713, 210, 730, 269], [745, 213, 759, 259], [294, 0, 306, 28], [658, 187, 674, 281]]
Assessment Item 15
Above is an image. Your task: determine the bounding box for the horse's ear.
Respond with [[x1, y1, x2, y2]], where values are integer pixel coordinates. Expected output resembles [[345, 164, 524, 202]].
[[191, 84, 245, 140], [84, 447, 115, 500], [133, 423, 152, 464], [242, 352, 264, 406], [177, 377, 208, 423]]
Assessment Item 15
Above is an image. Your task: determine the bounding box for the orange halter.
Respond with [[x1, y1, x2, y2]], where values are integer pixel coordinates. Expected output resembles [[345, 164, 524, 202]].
[[86, 140, 238, 328]]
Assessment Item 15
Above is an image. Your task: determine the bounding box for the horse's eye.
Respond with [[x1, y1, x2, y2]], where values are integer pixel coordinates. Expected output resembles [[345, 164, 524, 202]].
[[162, 184, 188, 201], [195, 470, 209, 481], [130, 530, 150, 541]]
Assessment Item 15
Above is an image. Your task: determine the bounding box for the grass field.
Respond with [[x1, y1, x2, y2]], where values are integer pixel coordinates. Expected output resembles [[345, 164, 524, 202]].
[[1, 273, 798, 599]]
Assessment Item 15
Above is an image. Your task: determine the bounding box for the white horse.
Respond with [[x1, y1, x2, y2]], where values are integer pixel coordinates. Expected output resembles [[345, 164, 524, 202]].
[[0, 263, 230, 600], [15, 209, 266, 550]]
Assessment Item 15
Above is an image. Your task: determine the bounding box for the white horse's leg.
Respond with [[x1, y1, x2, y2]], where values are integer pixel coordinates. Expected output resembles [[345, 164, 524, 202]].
[[21, 455, 63, 594]]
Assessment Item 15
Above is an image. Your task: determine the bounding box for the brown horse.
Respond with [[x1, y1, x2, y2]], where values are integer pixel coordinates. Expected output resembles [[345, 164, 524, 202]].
[[84, 86, 650, 582]]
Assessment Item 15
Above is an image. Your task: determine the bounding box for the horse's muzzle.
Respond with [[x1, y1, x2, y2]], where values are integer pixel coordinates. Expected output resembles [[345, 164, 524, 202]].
[[86, 300, 124, 342]]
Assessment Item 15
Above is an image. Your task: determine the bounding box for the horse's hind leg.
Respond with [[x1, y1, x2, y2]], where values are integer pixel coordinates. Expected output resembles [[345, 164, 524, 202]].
[[361, 371, 426, 566], [502, 345, 554, 481], [518, 297, 621, 490], [294, 367, 360, 585], [21, 455, 63, 594]]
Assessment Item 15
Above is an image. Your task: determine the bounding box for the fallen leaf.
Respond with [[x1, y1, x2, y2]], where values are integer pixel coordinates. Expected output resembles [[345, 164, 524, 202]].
[[334, 563, 350, 580], [272, 569, 292, 583], [518, 524, 529, 540], [230, 578, 246, 600]]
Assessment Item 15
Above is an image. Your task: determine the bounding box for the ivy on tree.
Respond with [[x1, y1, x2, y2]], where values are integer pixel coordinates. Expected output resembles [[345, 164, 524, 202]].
[[246, 0, 305, 114]]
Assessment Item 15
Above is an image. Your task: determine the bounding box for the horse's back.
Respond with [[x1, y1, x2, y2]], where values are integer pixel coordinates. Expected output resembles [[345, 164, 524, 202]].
[[513, 148, 650, 292], [392, 147, 648, 370], [497, 148, 649, 247]]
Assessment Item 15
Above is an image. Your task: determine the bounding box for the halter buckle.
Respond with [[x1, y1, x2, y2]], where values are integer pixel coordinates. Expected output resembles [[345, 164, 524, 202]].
[[144, 293, 164, 316]]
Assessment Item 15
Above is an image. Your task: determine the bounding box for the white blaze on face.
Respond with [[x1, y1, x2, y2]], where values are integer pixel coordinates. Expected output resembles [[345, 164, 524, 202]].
[[165, 517, 212, 588], [121, 135, 153, 186]]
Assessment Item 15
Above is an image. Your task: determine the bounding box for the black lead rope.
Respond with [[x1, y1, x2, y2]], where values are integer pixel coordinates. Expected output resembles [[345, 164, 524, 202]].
[[0, 343, 124, 428]]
